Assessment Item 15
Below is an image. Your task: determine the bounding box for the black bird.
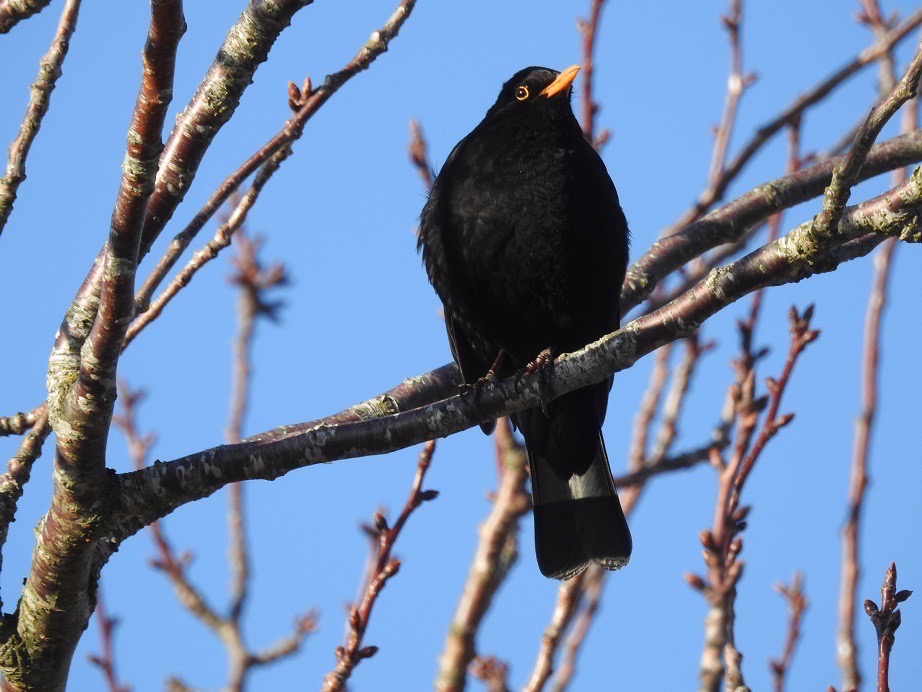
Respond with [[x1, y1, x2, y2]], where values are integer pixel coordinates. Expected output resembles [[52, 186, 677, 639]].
[[418, 65, 631, 579]]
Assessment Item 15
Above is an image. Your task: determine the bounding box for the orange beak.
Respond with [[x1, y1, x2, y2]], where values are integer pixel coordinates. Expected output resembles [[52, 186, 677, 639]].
[[540, 65, 580, 98]]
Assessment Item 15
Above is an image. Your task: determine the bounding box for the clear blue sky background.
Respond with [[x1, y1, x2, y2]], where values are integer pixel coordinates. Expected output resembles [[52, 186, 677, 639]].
[[1, 1, 920, 689]]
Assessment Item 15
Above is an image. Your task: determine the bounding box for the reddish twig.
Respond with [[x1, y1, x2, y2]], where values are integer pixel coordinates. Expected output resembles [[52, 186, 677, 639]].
[[124, 147, 289, 349], [769, 572, 807, 692], [627, 343, 672, 472], [322, 440, 439, 691], [469, 656, 510, 692], [134, 0, 418, 312], [113, 381, 314, 690], [0, 0, 81, 237], [576, 0, 611, 149], [523, 571, 587, 692], [551, 564, 605, 691], [694, 306, 819, 691], [658, 7, 922, 238], [436, 419, 530, 691], [88, 591, 131, 692], [706, 0, 756, 192], [408, 119, 434, 190], [864, 563, 912, 692], [836, 34, 916, 690]]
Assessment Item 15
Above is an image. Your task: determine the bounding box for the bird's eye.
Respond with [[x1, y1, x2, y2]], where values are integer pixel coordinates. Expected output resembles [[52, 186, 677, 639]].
[[514, 85, 529, 101]]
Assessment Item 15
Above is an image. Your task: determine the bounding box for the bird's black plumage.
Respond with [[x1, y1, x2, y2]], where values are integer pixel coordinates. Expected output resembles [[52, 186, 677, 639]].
[[418, 66, 632, 579]]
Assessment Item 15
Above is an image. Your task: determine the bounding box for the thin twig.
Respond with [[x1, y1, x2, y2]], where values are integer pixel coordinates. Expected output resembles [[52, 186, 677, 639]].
[[0, 0, 81, 237], [124, 147, 289, 348], [551, 565, 605, 691], [0, 410, 51, 610], [408, 119, 434, 190], [706, 0, 756, 190], [836, 35, 916, 690], [864, 562, 912, 692], [576, 0, 611, 148], [658, 7, 922, 237], [695, 307, 819, 691], [523, 572, 587, 692], [88, 590, 131, 692], [133, 0, 418, 312], [435, 419, 530, 692], [769, 572, 807, 692], [322, 440, 439, 691], [0, 405, 45, 438]]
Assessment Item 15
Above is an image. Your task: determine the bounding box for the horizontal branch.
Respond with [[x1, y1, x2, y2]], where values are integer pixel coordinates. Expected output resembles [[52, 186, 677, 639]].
[[105, 170, 922, 543], [623, 129, 922, 311]]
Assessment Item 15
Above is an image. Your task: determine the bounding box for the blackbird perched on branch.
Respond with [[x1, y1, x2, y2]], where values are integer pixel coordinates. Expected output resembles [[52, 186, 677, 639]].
[[418, 65, 631, 579]]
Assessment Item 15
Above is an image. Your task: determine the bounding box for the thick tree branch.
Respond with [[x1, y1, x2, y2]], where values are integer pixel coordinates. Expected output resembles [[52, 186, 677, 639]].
[[54, 0, 312, 403], [105, 170, 922, 544], [622, 129, 922, 312], [659, 7, 922, 237]]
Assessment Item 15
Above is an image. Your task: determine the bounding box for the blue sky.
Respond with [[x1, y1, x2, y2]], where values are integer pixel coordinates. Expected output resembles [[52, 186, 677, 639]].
[[1, 0, 920, 689]]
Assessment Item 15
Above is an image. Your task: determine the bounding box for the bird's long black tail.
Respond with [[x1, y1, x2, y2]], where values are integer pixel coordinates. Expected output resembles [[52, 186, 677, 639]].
[[516, 388, 632, 580]]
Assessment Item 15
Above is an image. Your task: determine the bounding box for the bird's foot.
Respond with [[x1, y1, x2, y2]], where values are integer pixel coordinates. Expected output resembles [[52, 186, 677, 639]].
[[521, 348, 553, 379], [517, 348, 555, 414]]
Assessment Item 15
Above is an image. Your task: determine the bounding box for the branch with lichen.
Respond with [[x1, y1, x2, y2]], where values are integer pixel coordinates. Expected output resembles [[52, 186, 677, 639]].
[[658, 6, 922, 238]]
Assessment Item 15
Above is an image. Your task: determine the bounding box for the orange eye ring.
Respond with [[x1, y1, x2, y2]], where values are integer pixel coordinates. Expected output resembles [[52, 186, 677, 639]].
[[514, 85, 529, 101]]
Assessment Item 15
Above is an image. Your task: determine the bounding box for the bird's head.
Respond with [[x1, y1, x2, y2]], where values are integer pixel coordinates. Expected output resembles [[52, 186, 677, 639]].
[[485, 65, 581, 121]]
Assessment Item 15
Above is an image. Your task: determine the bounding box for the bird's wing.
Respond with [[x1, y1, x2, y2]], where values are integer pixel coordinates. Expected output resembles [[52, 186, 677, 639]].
[[445, 312, 496, 435]]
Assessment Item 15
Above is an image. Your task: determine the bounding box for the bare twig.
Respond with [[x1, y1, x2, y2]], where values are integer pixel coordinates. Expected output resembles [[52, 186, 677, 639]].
[[88, 591, 131, 692], [769, 573, 807, 692], [322, 441, 438, 691], [436, 419, 530, 691], [113, 380, 313, 690], [576, 0, 611, 148], [0, 0, 81, 236], [706, 0, 756, 190], [864, 562, 912, 692], [523, 572, 587, 692], [658, 7, 922, 237], [0, 410, 51, 610], [0, 406, 45, 438], [696, 307, 819, 691], [627, 343, 672, 471], [125, 147, 288, 348], [408, 119, 434, 190], [551, 564, 605, 691], [836, 33, 916, 690], [134, 0, 418, 312]]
